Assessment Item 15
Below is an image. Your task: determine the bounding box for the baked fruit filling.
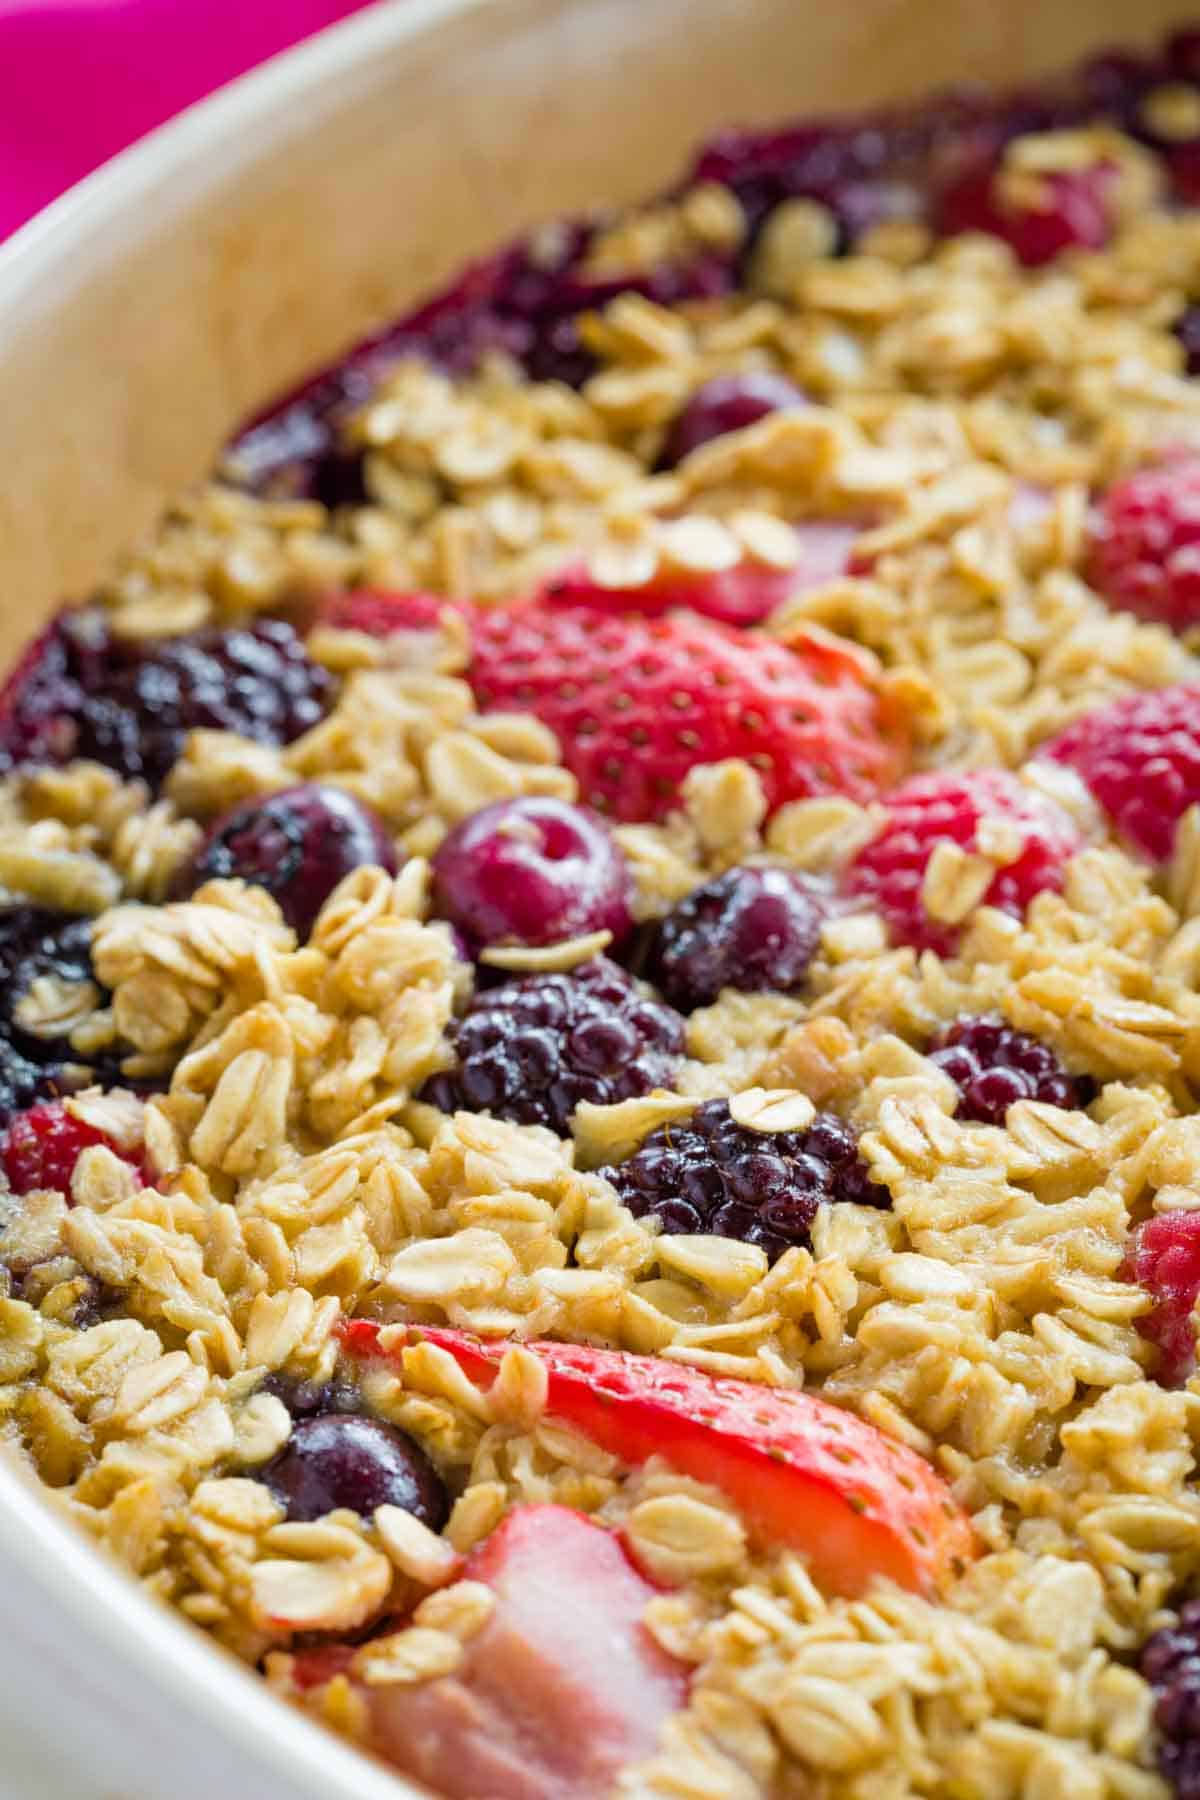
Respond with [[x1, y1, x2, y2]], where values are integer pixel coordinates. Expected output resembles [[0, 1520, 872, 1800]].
[[15, 30, 1200, 1799]]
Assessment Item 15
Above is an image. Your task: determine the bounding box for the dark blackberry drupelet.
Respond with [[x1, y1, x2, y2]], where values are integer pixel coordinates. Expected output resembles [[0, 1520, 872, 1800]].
[[600, 1098, 888, 1263], [0, 907, 119, 1128], [420, 957, 685, 1136], [259, 1412, 448, 1528], [649, 867, 826, 1013], [0, 609, 331, 790], [927, 1016, 1095, 1125], [175, 783, 397, 937], [1141, 1601, 1200, 1799]]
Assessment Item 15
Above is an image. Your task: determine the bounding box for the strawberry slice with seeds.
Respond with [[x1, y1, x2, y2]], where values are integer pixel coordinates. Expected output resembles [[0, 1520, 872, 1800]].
[[342, 1322, 975, 1597], [546, 520, 862, 629], [468, 601, 907, 822], [1, 1098, 149, 1198], [289, 1503, 688, 1800]]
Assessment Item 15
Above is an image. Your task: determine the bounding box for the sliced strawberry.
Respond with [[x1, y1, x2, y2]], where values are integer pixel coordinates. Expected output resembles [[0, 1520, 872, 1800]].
[[314, 590, 452, 637], [467, 601, 907, 823], [1, 1099, 149, 1198], [342, 1322, 975, 1597], [545, 521, 861, 629], [289, 1504, 688, 1800]]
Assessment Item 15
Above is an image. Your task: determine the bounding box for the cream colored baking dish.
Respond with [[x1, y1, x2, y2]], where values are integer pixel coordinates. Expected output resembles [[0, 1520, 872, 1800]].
[[0, 0, 1189, 1794]]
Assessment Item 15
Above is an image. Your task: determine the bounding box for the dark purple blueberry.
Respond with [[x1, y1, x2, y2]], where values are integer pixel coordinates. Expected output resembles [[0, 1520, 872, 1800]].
[[600, 1097, 888, 1263], [258, 1373, 364, 1419], [432, 796, 632, 955], [1177, 306, 1200, 377], [0, 907, 120, 1126], [420, 956, 684, 1135], [928, 1015, 1094, 1125], [0, 609, 331, 790], [259, 1412, 448, 1528], [649, 867, 826, 1012], [1142, 1600, 1200, 1799], [660, 372, 807, 467], [175, 783, 397, 937]]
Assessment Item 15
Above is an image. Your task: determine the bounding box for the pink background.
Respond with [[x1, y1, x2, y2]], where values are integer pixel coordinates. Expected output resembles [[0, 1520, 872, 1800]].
[[0, 0, 379, 242]]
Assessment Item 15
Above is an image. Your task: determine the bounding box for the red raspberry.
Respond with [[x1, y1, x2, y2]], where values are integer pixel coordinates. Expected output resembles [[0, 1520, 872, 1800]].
[[468, 602, 907, 822], [1, 1099, 148, 1198], [1126, 1212, 1200, 1386], [845, 768, 1082, 954], [937, 159, 1114, 266], [1086, 456, 1200, 632], [1042, 683, 1200, 862]]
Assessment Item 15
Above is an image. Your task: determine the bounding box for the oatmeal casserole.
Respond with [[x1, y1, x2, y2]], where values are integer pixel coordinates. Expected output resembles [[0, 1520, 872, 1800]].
[[14, 30, 1200, 1799]]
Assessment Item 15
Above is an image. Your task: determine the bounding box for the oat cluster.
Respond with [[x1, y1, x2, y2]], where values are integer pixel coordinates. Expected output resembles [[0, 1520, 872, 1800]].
[[9, 73, 1200, 1800]]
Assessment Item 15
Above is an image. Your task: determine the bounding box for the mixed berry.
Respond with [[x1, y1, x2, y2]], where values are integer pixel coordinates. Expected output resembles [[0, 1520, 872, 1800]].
[[0, 611, 330, 790], [0, 1098, 147, 1198], [1142, 1602, 1200, 1800], [1126, 1211, 1200, 1386], [420, 957, 685, 1135], [600, 1097, 886, 1261], [432, 796, 633, 954], [928, 1017, 1094, 1125], [1045, 683, 1200, 862], [259, 1410, 448, 1529], [648, 866, 826, 1011], [176, 782, 397, 937], [0, 908, 116, 1127]]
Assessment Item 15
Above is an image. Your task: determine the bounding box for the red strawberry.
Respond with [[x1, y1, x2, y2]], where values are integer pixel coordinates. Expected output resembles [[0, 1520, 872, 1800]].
[[1, 1099, 148, 1198], [342, 1322, 975, 1597], [846, 767, 1083, 955], [289, 1503, 688, 1800], [1127, 1212, 1200, 1386], [1042, 683, 1200, 862], [545, 520, 862, 629], [468, 602, 907, 822], [314, 589, 453, 637], [937, 158, 1116, 266]]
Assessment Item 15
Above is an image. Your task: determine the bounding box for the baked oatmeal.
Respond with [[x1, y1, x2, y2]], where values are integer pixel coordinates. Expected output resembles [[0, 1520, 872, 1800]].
[[11, 30, 1200, 1799]]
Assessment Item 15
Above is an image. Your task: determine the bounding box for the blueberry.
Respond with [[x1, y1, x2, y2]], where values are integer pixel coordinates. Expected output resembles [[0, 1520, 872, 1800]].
[[175, 783, 397, 937], [260, 1412, 448, 1527]]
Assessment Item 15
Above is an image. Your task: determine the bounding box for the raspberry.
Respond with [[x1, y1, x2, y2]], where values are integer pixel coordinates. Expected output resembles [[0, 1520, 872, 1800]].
[[649, 866, 827, 1011], [1042, 683, 1200, 861], [659, 372, 808, 467], [259, 1413, 448, 1527], [469, 603, 906, 824], [599, 1099, 887, 1263], [1, 1099, 147, 1198], [0, 609, 331, 790], [846, 769, 1082, 954], [928, 1016, 1094, 1125], [1141, 1599, 1200, 1799], [0, 907, 120, 1126], [175, 784, 397, 938], [1126, 1212, 1200, 1386], [420, 957, 684, 1135], [432, 797, 633, 954], [1086, 456, 1200, 632], [936, 158, 1115, 264]]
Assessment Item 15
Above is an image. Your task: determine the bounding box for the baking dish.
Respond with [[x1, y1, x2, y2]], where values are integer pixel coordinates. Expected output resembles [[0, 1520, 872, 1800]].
[[0, 0, 1192, 1793]]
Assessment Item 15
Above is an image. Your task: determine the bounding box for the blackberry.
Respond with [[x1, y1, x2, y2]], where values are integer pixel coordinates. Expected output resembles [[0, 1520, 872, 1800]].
[[0, 609, 331, 790], [600, 1098, 888, 1263], [1141, 1602, 1200, 1798], [649, 867, 826, 1012], [259, 1412, 448, 1528], [420, 957, 685, 1135], [0, 907, 118, 1127], [928, 1016, 1094, 1125]]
